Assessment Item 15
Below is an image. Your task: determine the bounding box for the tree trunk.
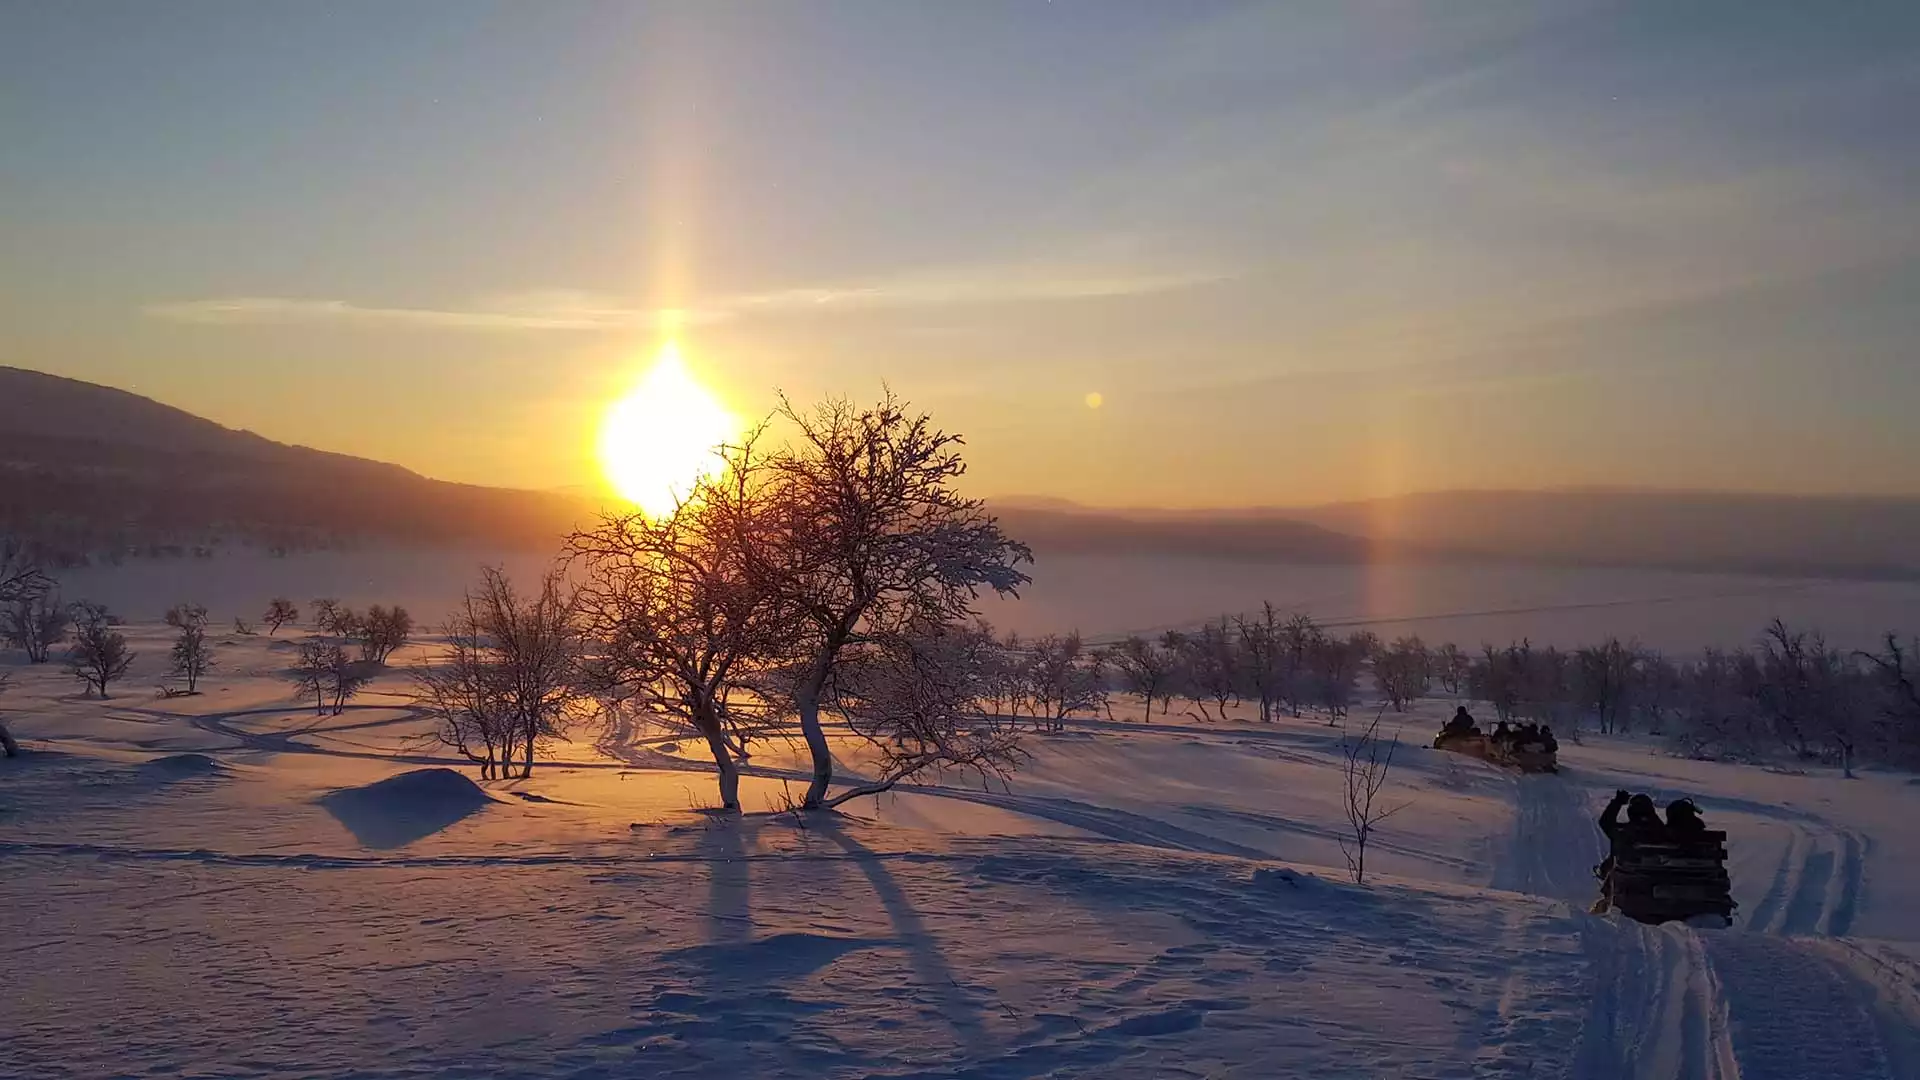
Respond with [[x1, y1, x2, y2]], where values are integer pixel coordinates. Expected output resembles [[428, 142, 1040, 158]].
[[797, 682, 834, 809], [704, 727, 742, 810], [523, 718, 536, 778]]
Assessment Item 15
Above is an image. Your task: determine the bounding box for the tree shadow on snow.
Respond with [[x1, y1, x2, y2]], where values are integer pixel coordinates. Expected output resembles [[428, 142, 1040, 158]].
[[812, 815, 990, 1055]]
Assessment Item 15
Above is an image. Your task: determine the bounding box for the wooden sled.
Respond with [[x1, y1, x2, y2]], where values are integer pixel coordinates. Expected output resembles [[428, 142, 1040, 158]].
[[1595, 828, 1736, 926]]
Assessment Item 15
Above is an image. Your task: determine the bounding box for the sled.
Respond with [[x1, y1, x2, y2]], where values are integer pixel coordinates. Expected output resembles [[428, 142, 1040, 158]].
[[1594, 828, 1736, 926], [1432, 731, 1559, 774]]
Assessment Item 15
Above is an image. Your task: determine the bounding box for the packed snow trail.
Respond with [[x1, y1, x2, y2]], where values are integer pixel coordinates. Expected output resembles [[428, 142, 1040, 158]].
[[1497, 762, 1920, 1079]]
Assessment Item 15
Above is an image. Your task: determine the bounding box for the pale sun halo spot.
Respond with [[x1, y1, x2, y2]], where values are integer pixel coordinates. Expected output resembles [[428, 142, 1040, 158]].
[[1085, 391, 1104, 409], [599, 342, 737, 516]]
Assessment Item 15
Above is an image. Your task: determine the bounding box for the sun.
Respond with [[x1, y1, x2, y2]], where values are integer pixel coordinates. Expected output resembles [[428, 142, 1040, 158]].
[[598, 342, 738, 516]]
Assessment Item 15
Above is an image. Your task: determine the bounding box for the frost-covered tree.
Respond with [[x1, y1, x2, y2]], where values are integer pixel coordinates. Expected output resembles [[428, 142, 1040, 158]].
[[262, 598, 300, 636], [165, 603, 214, 694], [1174, 618, 1239, 721], [1277, 613, 1323, 717], [416, 567, 583, 779], [1862, 634, 1920, 765], [1373, 636, 1430, 712], [1235, 603, 1288, 722], [1023, 632, 1105, 731], [1100, 633, 1176, 722], [1575, 638, 1639, 735], [1432, 642, 1469, 696], [1310, 633, 1367, 723], [825, 617, 1026, 807], [67, 603, 134, 699], [751, 393, 1032, 809]]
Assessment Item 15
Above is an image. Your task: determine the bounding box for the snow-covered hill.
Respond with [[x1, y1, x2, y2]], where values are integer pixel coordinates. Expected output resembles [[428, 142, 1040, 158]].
[[6, 627, 1920, 1078]]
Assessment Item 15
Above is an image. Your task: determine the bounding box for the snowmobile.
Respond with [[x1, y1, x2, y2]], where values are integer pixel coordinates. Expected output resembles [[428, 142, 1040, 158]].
[[1431, 730, 1559, 774], [1592, 826, 1736, 927]]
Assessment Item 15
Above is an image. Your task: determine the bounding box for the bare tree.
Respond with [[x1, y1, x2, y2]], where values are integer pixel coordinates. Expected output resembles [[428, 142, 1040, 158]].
[[1100, 633, 1176, 722], [1751, 619, 1861, 770], [825, 617, 1026, 807], [1277, 613, 1323, 717], [753, 393, 1033, 809], [67, 603, 135, 699], [0, 538, 51, 608], [0, 671, 17, 757], [1374, 635, 1431, 712], [1175, 618, 1239, 720], [1311, 633, 1366, 723], [415, 567, 583, 780], [1471, 643, 1522, 723], [1862, 634, 1920, 765], [354, 605, 413, 664], [1023, 631, 1105, 731], [263, 598, 300, 636], [311, 598, 355, 638], [165, 603, 214, 694], [4, 591, 69, 663], [1576, 638, 1639, 735], [1236, 603, 1286, 722], [569, 438, 793, 810], [288, 640, 370, 716], [1432, 642, 1469, 696], [1339, 707, 1406, 885]]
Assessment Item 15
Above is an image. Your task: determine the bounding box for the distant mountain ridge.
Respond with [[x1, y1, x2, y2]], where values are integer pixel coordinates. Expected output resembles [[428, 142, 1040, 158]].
[[990, 490, 1920, 581], [0, 365, 597, 558], [7, 367, 1915, 580]]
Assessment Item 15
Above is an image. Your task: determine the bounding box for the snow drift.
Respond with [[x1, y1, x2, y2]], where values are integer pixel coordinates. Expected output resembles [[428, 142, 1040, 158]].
[[317, 767, 494, 850]]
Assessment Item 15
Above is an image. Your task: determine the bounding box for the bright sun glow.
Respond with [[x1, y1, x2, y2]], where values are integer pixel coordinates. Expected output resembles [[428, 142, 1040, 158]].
[[599, 342, 737, 516]]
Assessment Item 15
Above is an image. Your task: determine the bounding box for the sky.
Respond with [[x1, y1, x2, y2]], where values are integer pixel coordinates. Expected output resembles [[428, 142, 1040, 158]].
[[4, 1, 1919, 507]]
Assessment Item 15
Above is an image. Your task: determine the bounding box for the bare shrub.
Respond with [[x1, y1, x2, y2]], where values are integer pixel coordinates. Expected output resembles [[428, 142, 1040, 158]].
[[165, 603, 214, 694], [67, 603, 135, 699], [4, 591, 69, 663], [1339, 707, 1407, 885], [289, 640, 370, 716], [355, 605, 414, 664], [415, 567, 583, 780]]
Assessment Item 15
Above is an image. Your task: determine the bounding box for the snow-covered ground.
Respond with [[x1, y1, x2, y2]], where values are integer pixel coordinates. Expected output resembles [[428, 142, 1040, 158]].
[[8, 625, 1920, 1078]]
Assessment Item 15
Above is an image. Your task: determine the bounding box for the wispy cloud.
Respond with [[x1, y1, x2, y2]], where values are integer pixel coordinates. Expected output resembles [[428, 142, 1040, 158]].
[[733, 265, 1223, 312], [144, 292, 723, 331], [144, 261, 1226, 332]]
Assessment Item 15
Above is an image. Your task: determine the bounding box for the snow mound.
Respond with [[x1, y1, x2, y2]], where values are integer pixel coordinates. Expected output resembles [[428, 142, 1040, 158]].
[[318, 768, 493, 850], [139, 753, 227, 779]]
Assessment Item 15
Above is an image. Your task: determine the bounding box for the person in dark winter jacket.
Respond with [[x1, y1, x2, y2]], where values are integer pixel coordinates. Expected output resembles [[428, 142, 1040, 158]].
[[1442, 707, 1479, 738], [1666, 798, 1707, 834], [1600, 790, 1663, 844]]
